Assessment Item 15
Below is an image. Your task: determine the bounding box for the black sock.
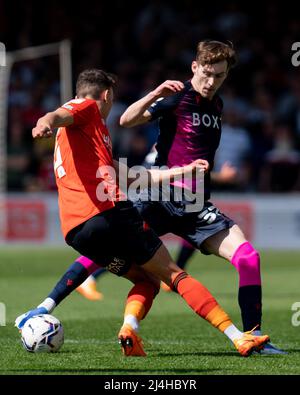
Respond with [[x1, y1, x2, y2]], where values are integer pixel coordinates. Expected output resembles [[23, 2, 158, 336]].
[[176, 245, 195, 270], [48, 261, 89, 305], [238, 285, 262, 332]]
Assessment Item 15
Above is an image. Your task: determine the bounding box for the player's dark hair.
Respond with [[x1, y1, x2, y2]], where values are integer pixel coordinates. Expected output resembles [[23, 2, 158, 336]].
[[76, 69, 117, 99], [196, 40, 237, 70]]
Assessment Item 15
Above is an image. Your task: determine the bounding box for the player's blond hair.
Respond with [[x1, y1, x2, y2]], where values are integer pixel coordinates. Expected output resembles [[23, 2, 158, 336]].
[[196, 40, 237, 70]]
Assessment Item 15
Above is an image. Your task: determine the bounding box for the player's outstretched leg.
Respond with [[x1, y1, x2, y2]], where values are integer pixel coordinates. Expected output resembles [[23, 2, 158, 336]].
[[171, 271, 270, 357], [15, 258, 102, 330]]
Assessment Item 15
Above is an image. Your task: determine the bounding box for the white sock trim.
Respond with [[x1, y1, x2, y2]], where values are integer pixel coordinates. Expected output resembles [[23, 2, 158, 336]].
[[224, 324, 244, 343], [124, 314, 140, 332], [38, 297, 56, 313]]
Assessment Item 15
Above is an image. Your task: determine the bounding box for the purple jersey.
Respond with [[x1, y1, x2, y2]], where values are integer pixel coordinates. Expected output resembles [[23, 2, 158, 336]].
[[148, 80, 223, 199]]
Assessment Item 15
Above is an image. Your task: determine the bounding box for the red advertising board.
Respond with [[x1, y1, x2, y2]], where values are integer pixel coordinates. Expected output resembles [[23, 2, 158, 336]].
[[6, 200, 46, 241]]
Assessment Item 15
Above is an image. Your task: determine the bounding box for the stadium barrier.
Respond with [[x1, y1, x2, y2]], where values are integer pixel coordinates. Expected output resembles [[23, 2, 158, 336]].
[[2, 192, 300, 249]]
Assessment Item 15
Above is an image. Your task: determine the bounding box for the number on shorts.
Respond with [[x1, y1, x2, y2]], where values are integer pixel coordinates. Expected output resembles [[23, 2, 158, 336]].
[[198, 205, 220, 224]]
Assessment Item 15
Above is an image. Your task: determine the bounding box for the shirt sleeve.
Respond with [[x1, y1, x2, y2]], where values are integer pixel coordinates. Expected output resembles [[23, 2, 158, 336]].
[[61, 99, 97, 126], [147, 91, 182, 120]]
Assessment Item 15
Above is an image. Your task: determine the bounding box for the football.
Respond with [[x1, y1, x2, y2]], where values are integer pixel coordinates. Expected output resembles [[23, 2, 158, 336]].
[[21, 314, 64, 353]]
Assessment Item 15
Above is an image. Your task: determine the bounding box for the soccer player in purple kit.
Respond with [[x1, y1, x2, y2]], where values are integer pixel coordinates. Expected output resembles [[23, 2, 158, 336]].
[[118, 40, 284, 354]]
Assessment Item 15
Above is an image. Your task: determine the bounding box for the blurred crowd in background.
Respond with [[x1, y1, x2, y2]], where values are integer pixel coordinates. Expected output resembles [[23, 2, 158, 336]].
[[1, 0, 300, 193]]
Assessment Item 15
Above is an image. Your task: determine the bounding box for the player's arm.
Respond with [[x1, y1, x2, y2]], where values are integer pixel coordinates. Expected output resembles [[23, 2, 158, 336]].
[[114, 159, 209, 188], [32, 108, 74, 139], [148, 159, 209, 187], [120, 80, 184, 128]]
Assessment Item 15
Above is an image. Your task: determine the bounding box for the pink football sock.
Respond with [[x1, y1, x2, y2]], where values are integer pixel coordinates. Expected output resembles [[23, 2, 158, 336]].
[[231, 242, 261, 287]]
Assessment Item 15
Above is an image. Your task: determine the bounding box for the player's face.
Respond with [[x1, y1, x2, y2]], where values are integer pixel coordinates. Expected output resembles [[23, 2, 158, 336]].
[[191, 60, 228, 99]]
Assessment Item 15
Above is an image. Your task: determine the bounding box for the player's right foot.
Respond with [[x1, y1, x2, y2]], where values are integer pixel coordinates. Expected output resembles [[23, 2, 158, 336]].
[[76, 276, 103, 301], [118, 324, 146, 357], [233, 330, 270, 357], [15, 307, 48, 330]]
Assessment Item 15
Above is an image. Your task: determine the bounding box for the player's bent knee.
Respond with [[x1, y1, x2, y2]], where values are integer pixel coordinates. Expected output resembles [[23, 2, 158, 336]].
[[231, 242, 261, 286]]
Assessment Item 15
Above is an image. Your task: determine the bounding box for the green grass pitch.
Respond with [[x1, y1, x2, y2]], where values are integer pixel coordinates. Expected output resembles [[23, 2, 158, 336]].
[[0, 247, 299, 375]]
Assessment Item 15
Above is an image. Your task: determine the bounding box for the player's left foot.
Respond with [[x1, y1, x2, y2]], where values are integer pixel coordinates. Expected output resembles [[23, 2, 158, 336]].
[[76, 276, 103, 301], [118, 324, 146, 357], [255, 342, 287, 355]]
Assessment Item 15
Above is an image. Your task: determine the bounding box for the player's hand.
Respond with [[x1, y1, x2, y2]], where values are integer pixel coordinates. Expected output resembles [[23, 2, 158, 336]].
[[188, 159, 210, 173], [218, 162, 237, 183], [151, 80, 184, 98], [15, 307, 48, 331], [32, 124, 53, 139], [180, 159, 209, 179]]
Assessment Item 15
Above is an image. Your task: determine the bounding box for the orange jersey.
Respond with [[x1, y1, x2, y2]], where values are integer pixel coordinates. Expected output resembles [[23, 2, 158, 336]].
[[54, 98, 122, 238]]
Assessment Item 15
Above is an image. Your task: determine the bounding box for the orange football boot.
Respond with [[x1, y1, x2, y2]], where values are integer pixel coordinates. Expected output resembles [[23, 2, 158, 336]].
[[118, 324, 146, 357], [76, 277, 103, 301], [234, 327, 270, 357]]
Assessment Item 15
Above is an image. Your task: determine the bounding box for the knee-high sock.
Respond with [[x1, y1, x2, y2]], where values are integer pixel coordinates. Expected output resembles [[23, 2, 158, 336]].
[[123, 282, 160, 331], [48, 261, 92, 305], [172, 272, 232, 333], [231, 242, 262, 331]]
